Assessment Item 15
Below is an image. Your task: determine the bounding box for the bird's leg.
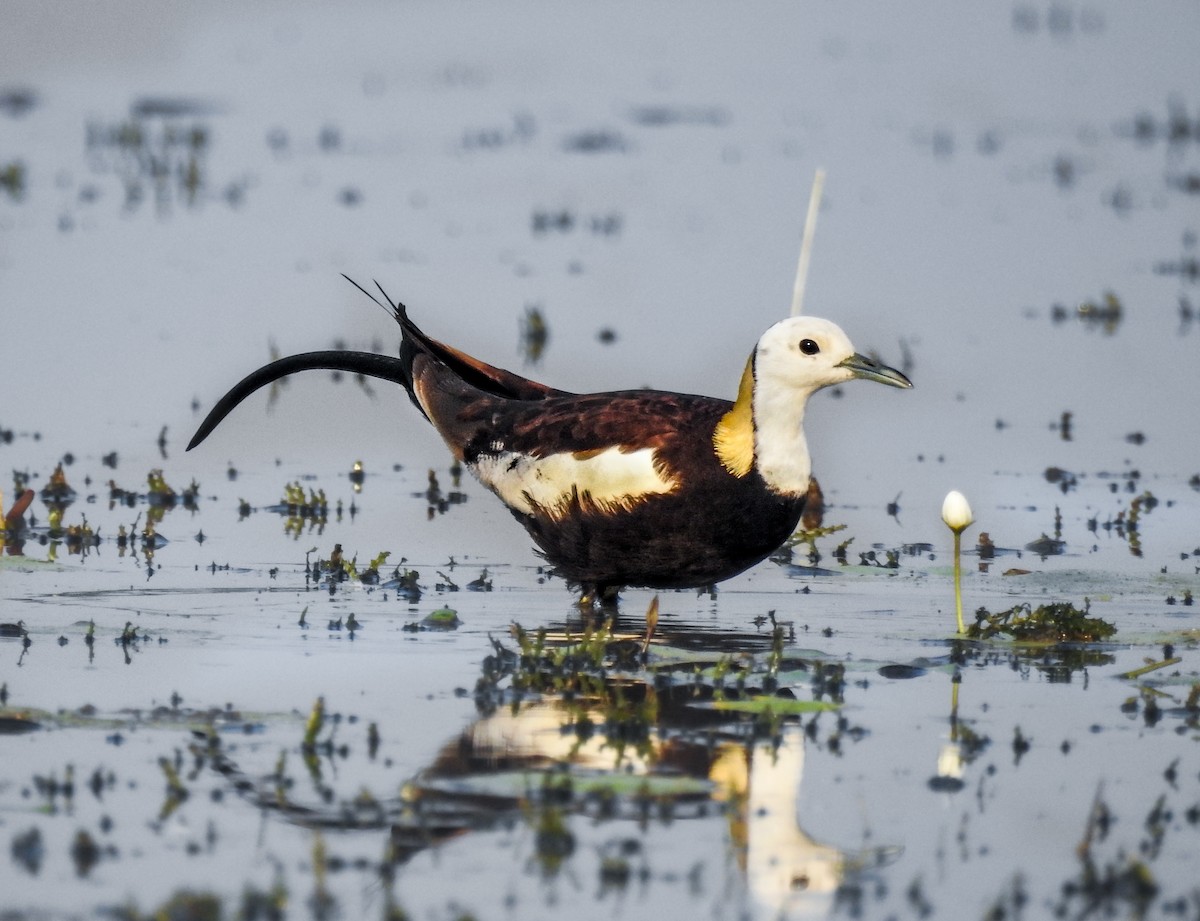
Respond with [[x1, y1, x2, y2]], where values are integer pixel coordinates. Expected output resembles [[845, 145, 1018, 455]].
[[575, 583, 622, 613]]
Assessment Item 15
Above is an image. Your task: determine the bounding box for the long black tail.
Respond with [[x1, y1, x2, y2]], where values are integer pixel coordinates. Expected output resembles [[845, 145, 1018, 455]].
[[186, 350, 410, 450]]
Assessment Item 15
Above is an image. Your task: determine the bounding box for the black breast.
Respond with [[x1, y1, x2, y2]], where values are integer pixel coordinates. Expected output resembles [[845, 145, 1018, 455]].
[[519, 477, 805, 591]]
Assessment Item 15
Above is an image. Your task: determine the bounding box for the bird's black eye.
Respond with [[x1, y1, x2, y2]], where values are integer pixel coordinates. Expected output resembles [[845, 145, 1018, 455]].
[[799, 339, 820, 355]]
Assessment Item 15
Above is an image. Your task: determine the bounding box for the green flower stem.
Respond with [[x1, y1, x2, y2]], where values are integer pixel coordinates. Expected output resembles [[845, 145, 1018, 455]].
[[953, 529, 965, 634]]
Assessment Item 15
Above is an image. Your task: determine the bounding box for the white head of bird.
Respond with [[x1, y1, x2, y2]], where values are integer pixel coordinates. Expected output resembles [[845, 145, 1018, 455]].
[[717, 316, 912, 497]]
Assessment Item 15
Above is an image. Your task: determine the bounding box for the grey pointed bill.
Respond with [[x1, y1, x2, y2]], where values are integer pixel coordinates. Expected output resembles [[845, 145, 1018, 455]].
[[837, 353, 913, 389]]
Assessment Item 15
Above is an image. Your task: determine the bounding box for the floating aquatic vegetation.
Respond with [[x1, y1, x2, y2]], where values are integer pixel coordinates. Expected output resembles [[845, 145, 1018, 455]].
[[459, 111, 536, 152], [40, 462, 77, 506], [1045, 465, 1078, 493], [83, 109, 249, 216], [857, 548, 900, 569], [383, 566, 422, 603], [146, 468, 176, 503], [784, 522, 847, 568], [519, 304, 549, 364], [1050, 291, 1124, 334], [275, 483, 329, 538], [419, 607, 461, 630], [1123, 490, 1157, 558], [355, 550, 390, 585], [966, 600, 1116, 643], [277, 481, 328, 515], [0, 159, 25, 201], [562, 129, 629, 154], [530, 208, 623, 238]]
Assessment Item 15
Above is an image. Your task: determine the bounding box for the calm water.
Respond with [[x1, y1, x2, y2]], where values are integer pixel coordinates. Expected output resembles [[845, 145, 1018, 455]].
[[2, 3, 1199, 919]]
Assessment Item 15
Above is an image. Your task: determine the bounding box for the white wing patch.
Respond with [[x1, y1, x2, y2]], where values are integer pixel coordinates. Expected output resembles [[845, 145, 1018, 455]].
[[473, 446, 677, 519]]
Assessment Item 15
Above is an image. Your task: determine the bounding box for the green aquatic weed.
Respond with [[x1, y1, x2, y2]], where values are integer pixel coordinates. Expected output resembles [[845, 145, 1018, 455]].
[[967, 600, 1116, 643]]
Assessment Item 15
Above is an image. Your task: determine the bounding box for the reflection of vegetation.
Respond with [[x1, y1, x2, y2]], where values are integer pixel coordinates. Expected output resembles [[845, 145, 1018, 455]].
[[967, 600, 1116, 643], [3, 462, 199, 568], [1120, 490, 1157, 558], [421, 468, 468, 517], [530, 798, 575, 877], [1118, 673, 1200, 730], [274, 482, 329, 538], [157, 755, 189, 821], [1051, 789, 1163, 920], [472, 613, 852, 769], [84, 110, 250, 216], [99, 885, 288, 921]]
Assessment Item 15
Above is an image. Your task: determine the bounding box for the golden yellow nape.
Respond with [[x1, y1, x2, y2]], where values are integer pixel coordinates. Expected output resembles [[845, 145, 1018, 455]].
[[713, 355, 755, 477]]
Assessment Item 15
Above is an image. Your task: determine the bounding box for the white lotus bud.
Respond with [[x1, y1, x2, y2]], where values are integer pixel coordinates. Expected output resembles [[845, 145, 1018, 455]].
[[941, 490, 974, 533]]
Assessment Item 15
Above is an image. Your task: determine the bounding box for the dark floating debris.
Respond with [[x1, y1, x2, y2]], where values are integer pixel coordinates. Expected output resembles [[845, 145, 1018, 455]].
[[1119, 96, 1200, 147], [1025, 534, 1066, 557], [460, 112, 536, 152], [531, 208, 622, 239], [627, 105, 729, 127], [1011, 4, 1105, 37], [1045, 466, 1078, 493], [1056, 411, 1073, 442], [0, 87, 38, 118], [130, 97, 223, 118], [877, 664, 927, 680], [562, 129, 628, 154]]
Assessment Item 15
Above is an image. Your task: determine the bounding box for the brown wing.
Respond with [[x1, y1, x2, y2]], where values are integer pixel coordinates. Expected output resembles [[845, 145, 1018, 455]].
[[411, 347, 729, 465]]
